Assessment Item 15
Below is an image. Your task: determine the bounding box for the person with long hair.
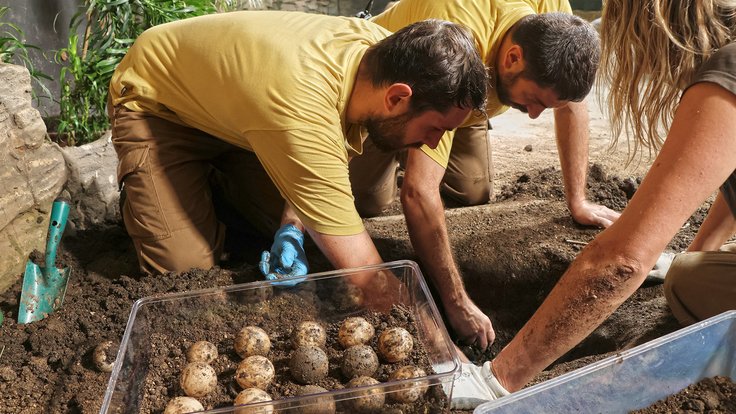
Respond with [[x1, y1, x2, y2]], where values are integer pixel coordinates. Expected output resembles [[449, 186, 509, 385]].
[[452, 0, 736, 408]]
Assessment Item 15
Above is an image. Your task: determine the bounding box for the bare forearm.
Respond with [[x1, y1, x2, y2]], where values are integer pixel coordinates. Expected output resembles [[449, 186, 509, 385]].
[[554, 102, 620, 227], [401, 149, 495, 347], [307, 229, 382, 270], [402, 192, 467, 305], [554, 101, 590, 209]]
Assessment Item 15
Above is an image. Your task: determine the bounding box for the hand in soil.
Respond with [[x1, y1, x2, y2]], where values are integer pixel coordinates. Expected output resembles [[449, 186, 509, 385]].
[[445, 298, 495, 350], [569, 199, 621, 228]]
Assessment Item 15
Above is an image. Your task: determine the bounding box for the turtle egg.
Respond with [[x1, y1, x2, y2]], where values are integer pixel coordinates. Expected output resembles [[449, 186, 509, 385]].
[[347, 376, 385, 412], [186, 340, 218, 364], [235, 326, 271, 358], [289, 346, 329, 384], [388, 365, 428, 403], [341, 344, 379, 379], [180, 362, 217, 398], [291, 321, 326, 348], [338, 317, 375, 348], [164, 396, 204, 414], [234, 388, 273, 414], [378, 327, 414, 363], [236, 355, 275, 390]]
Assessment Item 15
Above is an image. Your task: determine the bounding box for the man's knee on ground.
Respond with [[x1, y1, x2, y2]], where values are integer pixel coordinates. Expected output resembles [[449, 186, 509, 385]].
[[132, 228, 223, 275], [136, 243, 218, 275], [440, 178, 492, 206], [664, 253, 691, 295], [354, 191, 395, 218]]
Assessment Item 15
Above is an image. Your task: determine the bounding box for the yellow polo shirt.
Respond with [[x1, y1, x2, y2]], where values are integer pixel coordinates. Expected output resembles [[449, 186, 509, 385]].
[[372, 0, 569, 167], [522, 0, 572, 14], [110, 11, 390, 235]]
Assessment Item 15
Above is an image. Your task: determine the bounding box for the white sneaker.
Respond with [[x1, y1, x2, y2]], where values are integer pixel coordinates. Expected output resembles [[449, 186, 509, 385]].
[[450, 362, 510, 410], [646, 252, 677, 282]]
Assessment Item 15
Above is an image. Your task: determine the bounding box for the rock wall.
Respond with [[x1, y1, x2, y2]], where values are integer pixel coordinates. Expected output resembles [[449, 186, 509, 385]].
[[0, 63, 67, 293], [275, 0, 334, 14], [60, 131, 120, 230], [264, 0, 389, 17]]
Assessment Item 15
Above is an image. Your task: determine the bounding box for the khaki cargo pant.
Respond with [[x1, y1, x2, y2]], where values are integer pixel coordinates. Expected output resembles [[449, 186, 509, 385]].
[[110, 107, 283, 275], [349, 122, 493, 216], [664, 243, 736, 325]]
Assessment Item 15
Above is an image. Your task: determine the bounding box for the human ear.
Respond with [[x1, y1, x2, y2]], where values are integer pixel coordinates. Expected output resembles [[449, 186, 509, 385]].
[[503, 44, 524, 73], [384, 83, 413, 111]]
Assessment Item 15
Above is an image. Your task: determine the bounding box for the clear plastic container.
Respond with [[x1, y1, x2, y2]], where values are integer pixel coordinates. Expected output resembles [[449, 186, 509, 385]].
[[475, 310, 736, 414], [99, 260, 460, 413]]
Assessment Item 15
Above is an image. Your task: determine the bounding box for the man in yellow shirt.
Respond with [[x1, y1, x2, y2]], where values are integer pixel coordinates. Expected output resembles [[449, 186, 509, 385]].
[[348, 0, 617, 349], [108, 12, 487, 278]]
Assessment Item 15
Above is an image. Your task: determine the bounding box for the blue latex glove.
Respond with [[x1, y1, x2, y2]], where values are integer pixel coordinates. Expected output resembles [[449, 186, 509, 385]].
[[259, 224, 309, 286]]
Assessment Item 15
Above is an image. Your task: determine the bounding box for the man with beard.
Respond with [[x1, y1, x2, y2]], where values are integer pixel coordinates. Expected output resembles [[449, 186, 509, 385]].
[[108, 12, 487, 277], [263, 1, 609, 350]]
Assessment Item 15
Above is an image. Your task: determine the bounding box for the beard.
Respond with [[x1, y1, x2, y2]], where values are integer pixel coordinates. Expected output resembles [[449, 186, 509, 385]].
[[496, 71, 521, 107], [365, 110, 417, 153]]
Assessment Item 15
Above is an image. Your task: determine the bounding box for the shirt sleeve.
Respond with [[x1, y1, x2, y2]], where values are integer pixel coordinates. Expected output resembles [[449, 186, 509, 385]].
[[246, 128, 365, 236]]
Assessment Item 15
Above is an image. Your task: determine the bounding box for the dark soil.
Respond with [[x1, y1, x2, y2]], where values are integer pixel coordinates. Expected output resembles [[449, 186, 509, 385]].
[[631, 376, 736, 413], [0, 164, 708, 413]]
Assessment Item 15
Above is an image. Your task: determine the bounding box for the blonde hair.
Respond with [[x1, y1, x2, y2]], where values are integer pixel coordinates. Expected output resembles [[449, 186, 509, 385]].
[[598, 0, 736, 157]]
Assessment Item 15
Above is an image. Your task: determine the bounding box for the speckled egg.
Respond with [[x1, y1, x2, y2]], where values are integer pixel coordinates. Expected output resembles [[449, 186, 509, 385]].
[[338, 317, 375, 348], [346, 376, 385, 412], [235, 355, 275, 390], [388, 365, 428, 403], [235, 326, 271, 358], [289, 346, 329, 384], [341, 344, 379, 379], [291, 321, 327, 349], [378, 327, 413, 363]]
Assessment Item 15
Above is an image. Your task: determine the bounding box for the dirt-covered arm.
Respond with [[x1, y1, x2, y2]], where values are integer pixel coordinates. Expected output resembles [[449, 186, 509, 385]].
[[554, 100, 621, 228], [492, 83, 736, 391], [401, 147, 496, 349], [687, 191, 736, 251]]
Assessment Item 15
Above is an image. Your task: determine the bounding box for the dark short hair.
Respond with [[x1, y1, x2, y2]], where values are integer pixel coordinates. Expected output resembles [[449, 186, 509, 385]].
[[361, 19, 488, 114], [512, 13, 600, 102]]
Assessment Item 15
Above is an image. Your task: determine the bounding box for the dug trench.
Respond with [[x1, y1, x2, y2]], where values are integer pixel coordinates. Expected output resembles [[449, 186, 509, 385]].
[[0, 165, 713, 412]]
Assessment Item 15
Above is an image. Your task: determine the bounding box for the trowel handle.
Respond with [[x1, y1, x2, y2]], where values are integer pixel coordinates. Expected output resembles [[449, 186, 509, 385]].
[[45, 197, 70, 270]]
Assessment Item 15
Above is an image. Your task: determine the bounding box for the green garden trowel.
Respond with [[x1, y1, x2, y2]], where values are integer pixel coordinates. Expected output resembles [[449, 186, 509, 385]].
[[18, 197, 71, 324]]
